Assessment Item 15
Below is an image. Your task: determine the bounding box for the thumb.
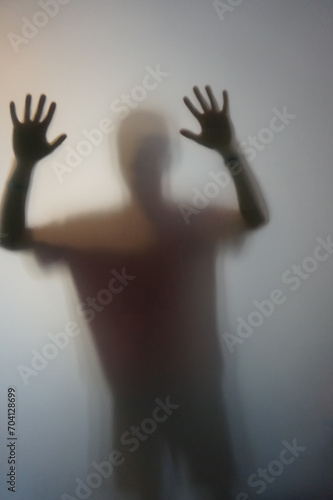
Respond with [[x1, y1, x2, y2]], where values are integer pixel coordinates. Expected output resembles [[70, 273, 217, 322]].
[[180, 129, 202, 144], [49, 134, 67, 153], [222, 90, 229, 114]]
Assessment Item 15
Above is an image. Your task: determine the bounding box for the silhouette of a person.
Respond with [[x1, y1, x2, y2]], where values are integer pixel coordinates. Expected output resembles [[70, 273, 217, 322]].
[[1, 88, 267, 500]]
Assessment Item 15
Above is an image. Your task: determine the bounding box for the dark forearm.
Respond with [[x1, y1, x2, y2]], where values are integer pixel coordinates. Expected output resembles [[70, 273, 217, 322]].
[[218, 144, 268, 228], [2, 94, 67, 250], [0, 161, 35, 249], [179, 86, 268, 228]]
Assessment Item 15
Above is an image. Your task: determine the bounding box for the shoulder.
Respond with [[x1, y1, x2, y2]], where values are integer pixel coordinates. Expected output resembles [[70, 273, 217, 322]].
[[182, 206, 248, 242]]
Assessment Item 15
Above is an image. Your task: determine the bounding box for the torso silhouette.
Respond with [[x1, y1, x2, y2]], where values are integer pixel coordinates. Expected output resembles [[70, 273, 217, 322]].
[[33, 205, 231, 393]]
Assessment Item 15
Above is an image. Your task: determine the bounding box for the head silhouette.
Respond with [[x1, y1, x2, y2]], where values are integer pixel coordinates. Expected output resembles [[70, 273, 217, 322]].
[[116, 109, 171, 201]]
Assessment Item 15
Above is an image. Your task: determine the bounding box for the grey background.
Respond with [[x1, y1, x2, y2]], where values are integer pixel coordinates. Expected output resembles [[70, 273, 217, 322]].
[[1, 0, 333, 498]]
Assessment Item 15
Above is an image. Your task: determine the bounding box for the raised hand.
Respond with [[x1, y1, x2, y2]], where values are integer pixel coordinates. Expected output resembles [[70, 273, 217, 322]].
[[10, 94, 67, 164], [180, 86, 234, 152]]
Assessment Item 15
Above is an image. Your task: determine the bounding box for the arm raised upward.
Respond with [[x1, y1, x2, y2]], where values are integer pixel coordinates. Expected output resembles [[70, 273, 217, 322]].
[[0, 94, 66, 250], [181, 86, 268, 230]]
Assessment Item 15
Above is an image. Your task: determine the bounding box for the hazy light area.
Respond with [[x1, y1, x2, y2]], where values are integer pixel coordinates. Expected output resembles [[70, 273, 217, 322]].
[[1, 1, 333, 499]]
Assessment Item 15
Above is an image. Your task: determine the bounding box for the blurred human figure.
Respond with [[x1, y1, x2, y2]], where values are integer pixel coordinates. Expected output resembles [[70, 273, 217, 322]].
[[1, 87, 267, 499]]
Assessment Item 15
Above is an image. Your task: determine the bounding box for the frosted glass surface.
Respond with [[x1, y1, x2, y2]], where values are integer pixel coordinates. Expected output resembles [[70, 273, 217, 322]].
[[1, 1, 333, 499]]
